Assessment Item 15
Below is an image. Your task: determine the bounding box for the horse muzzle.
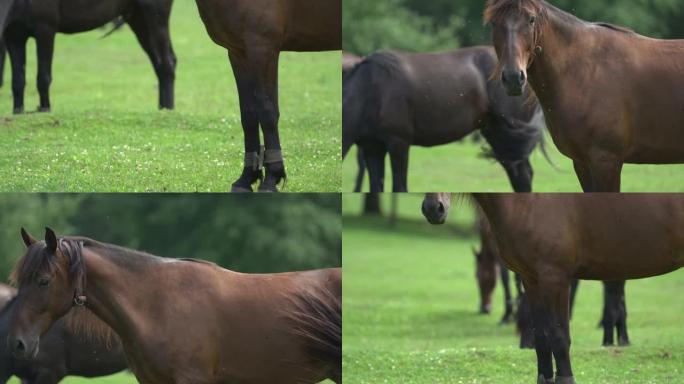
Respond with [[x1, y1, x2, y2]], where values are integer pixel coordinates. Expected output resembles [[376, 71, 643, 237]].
[[422, 200, 447, 225], [501, 68, 527, 96], [8, 333, 39, 360]]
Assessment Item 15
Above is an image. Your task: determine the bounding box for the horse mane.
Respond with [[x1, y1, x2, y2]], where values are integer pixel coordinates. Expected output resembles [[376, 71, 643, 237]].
[[64, 306, 116, 348], [593, 22, 634, 34], [283, 288, 341, 368]]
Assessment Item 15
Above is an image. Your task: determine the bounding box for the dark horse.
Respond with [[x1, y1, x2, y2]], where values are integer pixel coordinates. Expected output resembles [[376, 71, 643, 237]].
[[0, 284, 127, 384], [0, 0, 176, 114], [194, 0, 342, 192], [423, 193, 684, 384], [343, 46, 545, 192], [8, 228, 342, 384]]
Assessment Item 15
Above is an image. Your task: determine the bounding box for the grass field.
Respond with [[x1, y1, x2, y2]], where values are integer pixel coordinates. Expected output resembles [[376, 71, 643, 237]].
[[342, 138, 684, 192], [342, 194, 684, 383], [0, 1, 341, 192]]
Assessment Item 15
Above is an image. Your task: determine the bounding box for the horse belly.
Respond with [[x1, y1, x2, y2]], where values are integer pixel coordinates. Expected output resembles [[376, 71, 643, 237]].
[[57, 0, 129, 33]]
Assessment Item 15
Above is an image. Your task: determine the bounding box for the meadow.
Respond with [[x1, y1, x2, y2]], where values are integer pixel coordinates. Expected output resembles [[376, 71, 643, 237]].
[[342, 194, 684, 383], [0, 1, 341, 192], [342, 139, 684, 192]]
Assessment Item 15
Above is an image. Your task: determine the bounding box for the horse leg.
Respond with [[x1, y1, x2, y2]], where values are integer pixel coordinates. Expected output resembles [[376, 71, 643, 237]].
[[499, 265, 514, 324], [523, 282, 554, 383], [35, 28, 56, 112], [354, 147, 366, 193], [517, 291, 535, 349], [502, 159, 533, 192], [587, 155, 623, 192], [572, 160, 593, 192], [127, 5, 176, 109], [0, 39, 5, 88], [228, 52, 262, 192], [569, 279, 579, 320], [5, 28, 28, 114], [528, 277, 575, 384], [242, 46, 285, 192], [603, 281, 630, 346], [361, 142, 386, 193], [388, 140, 409, 192]]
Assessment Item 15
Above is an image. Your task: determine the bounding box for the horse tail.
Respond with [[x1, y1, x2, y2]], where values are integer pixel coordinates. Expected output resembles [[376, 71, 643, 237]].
[[100, 17, 127, 39], [286, 287, 342, 377]]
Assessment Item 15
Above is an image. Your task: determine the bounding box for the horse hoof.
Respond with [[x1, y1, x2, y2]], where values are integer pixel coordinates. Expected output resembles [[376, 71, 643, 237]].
[[537, 374, 554, 384], [257, 183, 278, 193], [37, 106, 51, 113], [13, 108, 24, 115], [555, 376, 576, 384], [618, 339, 630, 347]]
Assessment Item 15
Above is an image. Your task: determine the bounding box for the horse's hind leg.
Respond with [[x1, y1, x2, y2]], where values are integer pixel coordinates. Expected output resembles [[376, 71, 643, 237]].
[[35, 27, 56, 112], [388, 140, 409, 192], [5, 27, 29, 114], [499, 265, 514, 324], [361, 142, 386, 193], [0, 39, 6, 88], [602, 281, 629, 346], [354, 147, 366, 192], [228, 52, 263, 192], [127, 3, 176, 109]]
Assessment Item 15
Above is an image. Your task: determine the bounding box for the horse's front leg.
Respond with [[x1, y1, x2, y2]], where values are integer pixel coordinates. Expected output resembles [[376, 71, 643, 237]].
[[35, 27, 56, 112], [5, 27, 29, 114], [587, 152, 623, 192], [499, 265, 514, 323], [246, 45, 284, 192], [0, 39, 6, 88], [228, 51, 263, 192]]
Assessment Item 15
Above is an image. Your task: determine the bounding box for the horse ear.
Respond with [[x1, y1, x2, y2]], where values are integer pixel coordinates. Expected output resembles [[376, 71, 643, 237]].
[[20, 227, 36, 247], [45, 227, 58, 253]]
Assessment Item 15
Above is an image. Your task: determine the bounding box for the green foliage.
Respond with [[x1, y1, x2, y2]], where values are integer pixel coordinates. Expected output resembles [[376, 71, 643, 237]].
[[0, 194, 341, 281], [344, 0, 684, 55]]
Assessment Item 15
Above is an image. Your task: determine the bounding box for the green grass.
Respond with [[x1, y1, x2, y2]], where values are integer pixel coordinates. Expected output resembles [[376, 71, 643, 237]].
[[342, 137, 684, 192], [0, 1, 341, 192], [342, 194, 684, 383]]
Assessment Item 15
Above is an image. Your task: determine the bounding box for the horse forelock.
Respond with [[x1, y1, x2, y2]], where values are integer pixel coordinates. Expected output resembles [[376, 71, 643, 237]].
[[10, 242, 60, 286], [484, 0, 547, 25]]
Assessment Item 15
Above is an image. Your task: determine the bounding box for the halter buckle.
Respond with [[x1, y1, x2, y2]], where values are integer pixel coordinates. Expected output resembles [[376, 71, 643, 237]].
[[74, 295, 86, 306]]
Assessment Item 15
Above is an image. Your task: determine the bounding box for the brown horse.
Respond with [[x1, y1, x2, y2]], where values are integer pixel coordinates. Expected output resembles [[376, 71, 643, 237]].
[[194, 0, 342, 192], [486, 0, 684, 192], [8, 228, 342, 384], [422, 193, 684, 384]]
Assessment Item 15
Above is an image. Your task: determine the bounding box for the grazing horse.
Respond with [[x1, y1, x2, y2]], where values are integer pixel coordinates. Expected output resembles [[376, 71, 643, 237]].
[[486, 0, 684, 190], [194, 0, 342, 192], [0, 287, 127, 384], [422, 193, 684, 384], [0, 0, 176, 114], [8, 228, 342, 384], [343, 47, 545, 192], [473, 210, 521, 324]]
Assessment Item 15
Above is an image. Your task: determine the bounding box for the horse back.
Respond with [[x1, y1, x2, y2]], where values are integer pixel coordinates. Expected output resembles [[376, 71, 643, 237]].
[[27, 0, 137, 33]]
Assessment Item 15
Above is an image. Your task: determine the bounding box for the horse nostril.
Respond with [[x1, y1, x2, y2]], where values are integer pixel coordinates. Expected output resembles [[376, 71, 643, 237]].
[[519, 70, 526, 83], [15, 339, 25, 353], [501, 71, 507, 83], [437, 202, 445, 215]]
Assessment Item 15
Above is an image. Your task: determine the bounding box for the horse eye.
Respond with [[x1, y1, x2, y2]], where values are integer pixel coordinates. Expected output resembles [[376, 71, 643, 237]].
[[38, 278, 50, 287]]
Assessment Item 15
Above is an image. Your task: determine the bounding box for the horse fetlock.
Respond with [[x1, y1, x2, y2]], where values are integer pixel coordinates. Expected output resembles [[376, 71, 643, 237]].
[[231, 167, 263, 193], [258, 161, 287, 193], [537, 374, 554, 384]]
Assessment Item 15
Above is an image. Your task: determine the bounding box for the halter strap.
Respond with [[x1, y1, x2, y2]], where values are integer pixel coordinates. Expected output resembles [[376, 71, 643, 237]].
[[59, 238, 87, 307]]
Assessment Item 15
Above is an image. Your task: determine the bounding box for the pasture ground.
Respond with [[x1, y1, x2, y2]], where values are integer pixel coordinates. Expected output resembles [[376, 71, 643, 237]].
[[0, 1, 341, 192], [342, 194, 684, 383], [342, 137, 684, 192]]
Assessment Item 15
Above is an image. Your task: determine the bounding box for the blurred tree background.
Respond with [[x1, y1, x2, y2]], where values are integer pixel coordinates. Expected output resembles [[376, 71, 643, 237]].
[[343, 0, 684, 55], [0, 194, 340, 281]]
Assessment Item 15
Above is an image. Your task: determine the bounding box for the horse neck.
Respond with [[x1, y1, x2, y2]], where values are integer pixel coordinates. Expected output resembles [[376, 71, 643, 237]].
[[528, 5, 589, 102], [80, 247, 148, 338]]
